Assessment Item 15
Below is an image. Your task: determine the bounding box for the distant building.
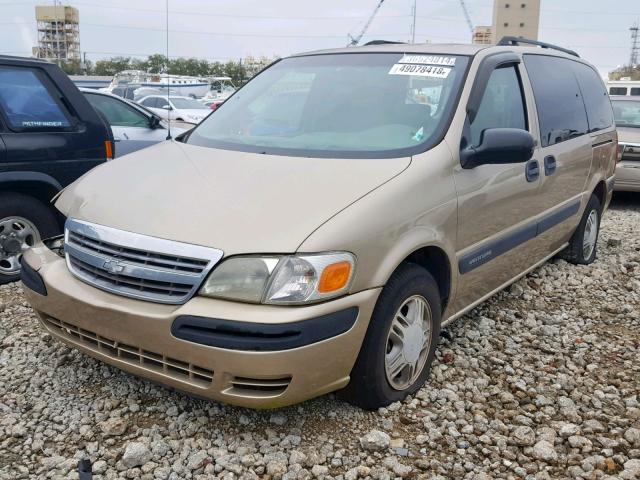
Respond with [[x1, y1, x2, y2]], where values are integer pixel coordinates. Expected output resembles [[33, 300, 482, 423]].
[[492, 0, 540, 42], [33, 5, 80, 64], [472, 26, 493, 45]]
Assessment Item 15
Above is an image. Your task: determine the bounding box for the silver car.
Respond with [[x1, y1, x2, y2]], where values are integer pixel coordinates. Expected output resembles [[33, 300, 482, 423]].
[[611, 96, 640, 192], [82, 89, 185, 157]]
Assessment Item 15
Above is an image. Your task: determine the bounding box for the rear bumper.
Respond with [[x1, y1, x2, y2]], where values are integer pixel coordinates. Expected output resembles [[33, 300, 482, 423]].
[[21, 245, 380, 408], [614, 161, 640, 192]]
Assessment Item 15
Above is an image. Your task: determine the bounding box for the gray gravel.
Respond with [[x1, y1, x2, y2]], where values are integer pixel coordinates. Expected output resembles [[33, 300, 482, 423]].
[[1, 196, 639, 480]]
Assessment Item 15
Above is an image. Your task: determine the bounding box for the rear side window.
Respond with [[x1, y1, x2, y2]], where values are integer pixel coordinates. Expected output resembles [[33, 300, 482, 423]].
[[469, 66, 527, 147], [85, 94, 149, 127], [609, 87, 627, 95], [571, 62, 613, 132], [632, 88, 640, 96], [0, 66, 72, 130], [524, 55, 588, 147], [140, 97, 157, 108]]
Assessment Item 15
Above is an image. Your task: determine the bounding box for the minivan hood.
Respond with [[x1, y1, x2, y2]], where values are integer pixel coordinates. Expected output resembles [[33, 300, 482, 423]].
[[56, 141, 410, 255]]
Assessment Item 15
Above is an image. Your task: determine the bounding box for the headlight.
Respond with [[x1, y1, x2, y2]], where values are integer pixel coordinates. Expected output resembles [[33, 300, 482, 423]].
[[199, 252, 355, 305]]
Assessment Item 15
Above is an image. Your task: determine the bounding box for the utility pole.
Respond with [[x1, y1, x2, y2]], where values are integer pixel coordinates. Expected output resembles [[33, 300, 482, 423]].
[[631, 22, 639, 67], [410, 0, 417, 43]]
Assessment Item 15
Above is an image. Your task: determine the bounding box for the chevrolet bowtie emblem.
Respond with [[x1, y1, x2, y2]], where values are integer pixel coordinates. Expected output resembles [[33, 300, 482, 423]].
[[103, 259, 125, 274]]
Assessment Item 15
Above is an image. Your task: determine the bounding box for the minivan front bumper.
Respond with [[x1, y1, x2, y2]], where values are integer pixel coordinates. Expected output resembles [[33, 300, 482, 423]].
[[21, 245, 380, 408]]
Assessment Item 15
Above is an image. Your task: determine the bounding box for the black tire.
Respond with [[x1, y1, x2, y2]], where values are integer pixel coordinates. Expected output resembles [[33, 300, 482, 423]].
[[339, 263, 441, 410], [558, 194, 601, 265], [0, 193, 60, 285]]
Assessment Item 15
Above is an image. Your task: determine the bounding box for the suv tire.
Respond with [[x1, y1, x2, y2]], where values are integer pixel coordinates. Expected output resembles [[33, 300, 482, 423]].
[[0, 193, 59, 285], [339, 263, 441, 409], [559, 194, 601, 265]]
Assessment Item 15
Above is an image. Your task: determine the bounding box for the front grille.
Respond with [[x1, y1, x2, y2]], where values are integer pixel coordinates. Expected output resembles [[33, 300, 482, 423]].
[[43, 315, 214, 387], [64, 218, 223, 304]]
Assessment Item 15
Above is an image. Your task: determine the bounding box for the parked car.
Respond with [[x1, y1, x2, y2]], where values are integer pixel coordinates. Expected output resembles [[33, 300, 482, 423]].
[[611, 95, 640, 192], [22, 39, 616, 409], [0, 55, 113, 285], [81, 88, 186, 157], [137, 95, 210, 124]]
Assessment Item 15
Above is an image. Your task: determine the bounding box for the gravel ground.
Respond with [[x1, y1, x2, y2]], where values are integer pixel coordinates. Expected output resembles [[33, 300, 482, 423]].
[[1, 195, 639, 480]]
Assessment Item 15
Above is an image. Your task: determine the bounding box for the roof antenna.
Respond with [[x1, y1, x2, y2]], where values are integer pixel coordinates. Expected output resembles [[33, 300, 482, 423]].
[[165, 0, 172, 140]]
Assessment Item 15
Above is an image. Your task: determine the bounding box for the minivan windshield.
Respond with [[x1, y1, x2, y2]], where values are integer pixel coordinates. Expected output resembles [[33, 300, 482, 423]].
[[612, 100, 640, 128], [186, 53, 469, 158]]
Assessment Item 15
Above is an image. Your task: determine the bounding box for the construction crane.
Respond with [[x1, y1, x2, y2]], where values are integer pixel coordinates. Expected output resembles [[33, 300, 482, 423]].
[[347, 0, 386, 47], [459, 0, 474, 34]]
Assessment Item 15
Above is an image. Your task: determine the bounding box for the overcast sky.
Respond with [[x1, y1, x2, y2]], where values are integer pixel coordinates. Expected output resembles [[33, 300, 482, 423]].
[[1, 0, 638, 76]]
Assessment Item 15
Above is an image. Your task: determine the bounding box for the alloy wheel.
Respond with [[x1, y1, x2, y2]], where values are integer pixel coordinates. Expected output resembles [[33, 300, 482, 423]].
[[582, 209, 598, 260], [384, 294, 433, 391]]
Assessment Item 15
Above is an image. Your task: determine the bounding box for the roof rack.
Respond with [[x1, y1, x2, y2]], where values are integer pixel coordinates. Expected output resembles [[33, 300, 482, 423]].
[[363, 40, 406, 46], [497, 36, 579, 58]]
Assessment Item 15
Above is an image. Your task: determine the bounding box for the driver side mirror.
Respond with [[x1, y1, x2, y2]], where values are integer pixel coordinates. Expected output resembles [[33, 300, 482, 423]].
[[161, 105, 172, 111], [460, 128, 534, 169], [148, 115, 161, 129]]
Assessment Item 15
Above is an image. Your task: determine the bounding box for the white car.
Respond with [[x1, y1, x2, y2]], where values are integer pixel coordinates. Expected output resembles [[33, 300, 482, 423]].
[[137, 95, 210, 124], [82, 89, 187, 157]]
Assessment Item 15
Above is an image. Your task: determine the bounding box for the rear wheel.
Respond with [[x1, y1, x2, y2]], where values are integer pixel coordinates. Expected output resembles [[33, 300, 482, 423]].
[[559, 194, 601, 265], [339, 263, 441, 409], [0, 193, 59, 285]]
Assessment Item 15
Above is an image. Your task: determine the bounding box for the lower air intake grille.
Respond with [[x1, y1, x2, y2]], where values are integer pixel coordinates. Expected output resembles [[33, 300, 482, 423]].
[[42, 315, 214, 388], [227, 376, 292, 397]]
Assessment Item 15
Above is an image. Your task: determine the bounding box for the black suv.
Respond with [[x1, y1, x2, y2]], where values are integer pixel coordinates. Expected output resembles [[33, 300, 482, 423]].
[[0, 55, 113, 284]]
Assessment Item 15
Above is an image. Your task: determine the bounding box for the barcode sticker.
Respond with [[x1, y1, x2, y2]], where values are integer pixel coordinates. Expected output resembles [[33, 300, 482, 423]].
[[398, 55, 457, 66]]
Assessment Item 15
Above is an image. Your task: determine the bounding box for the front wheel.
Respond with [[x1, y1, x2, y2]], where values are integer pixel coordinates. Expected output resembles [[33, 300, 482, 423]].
[[339, 263, 441, 409], [559, 194, 601, 265], [0, 193, 59, 285]]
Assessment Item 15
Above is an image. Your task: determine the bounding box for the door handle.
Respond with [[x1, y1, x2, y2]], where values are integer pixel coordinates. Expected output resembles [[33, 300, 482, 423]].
[[544, 155, 557, 175], [525, 159, 540, 182]]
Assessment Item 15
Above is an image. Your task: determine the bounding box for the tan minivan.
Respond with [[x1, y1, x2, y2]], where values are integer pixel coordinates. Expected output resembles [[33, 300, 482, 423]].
[[21, 38, 617, 409]]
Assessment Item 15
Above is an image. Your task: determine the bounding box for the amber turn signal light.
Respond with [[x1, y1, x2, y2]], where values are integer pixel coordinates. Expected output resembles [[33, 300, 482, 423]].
[[318, 261, 352, 293], [105, 140, 114, 159]]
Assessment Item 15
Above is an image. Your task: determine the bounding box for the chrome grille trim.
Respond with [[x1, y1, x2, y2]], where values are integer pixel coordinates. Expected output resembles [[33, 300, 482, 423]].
[[64, 218, 223, 304]]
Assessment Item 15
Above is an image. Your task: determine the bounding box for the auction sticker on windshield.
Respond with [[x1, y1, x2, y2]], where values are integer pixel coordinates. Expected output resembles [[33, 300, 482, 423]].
[[398, 55, 456, 66], [388, 63, 451, 78]]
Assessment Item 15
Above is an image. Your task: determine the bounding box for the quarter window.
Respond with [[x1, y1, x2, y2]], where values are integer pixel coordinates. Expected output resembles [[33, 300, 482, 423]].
[[524, 55, 589, 147], [469, 66, 527, 147], [571, 62, 613, 132], [156, 98, 169, 108], [141, 97, 159, 108], [0, 66, 72, 130], [631, 88, 640, 96]]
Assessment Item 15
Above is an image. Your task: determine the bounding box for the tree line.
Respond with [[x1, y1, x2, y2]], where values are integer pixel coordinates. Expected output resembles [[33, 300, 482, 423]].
[[59, 54, 277, 85], [609, 65, 640, 81]]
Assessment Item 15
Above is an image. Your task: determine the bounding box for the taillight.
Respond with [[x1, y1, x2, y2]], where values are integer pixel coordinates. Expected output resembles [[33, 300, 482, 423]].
[[210, 103, 219, 111], [104, 140, 114, 160]]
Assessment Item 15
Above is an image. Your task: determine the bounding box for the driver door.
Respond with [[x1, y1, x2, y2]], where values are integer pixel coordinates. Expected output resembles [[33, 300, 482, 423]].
[[450, 59, 546, 314]]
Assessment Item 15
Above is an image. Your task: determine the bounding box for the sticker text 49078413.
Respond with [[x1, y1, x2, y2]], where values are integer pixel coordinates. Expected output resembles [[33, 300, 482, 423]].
[[388, 63, 452, 78]]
